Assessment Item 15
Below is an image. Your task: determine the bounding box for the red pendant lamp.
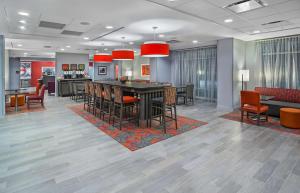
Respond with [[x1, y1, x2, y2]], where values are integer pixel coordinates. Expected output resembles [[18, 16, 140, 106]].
[[141, 27, 170, 58], [94, 53, 113, 63], [112, 49, 134, 61], [141, 41, 169, 57], [112, 37, 135, 61]]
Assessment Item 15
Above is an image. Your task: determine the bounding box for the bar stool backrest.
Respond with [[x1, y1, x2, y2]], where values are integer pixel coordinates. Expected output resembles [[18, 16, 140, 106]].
[[103, 85, 112, 101], [84, 81, 90, 94], [95, 84, 103, 98], [164, 87, 176, 105], [186, 84, 194, 98], [89, 82, 95, 96], [113, 86, 122, 104]]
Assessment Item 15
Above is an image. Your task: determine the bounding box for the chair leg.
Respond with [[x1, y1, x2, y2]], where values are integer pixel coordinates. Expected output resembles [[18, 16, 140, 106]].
[[119, 105, 123, 130], [149, 102, 152, 128], [241, 110, 244, 122], [257, 114, 260, 125], [174, 105, 178, 130], [163, 105, 166, 133]]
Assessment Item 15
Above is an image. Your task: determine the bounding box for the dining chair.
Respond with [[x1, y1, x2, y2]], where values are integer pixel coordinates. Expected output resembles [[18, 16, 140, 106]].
[[150, 86, 178, 133], [112, 86, 140, 130], [101, 84, 113, 123], [27, 85, 46, 109], [94, 84, 103, 118], [240, 90, 269, 125]]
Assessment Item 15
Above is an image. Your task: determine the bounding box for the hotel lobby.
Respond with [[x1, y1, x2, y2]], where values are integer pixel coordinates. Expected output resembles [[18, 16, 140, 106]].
[[0, 0, 300, 192]]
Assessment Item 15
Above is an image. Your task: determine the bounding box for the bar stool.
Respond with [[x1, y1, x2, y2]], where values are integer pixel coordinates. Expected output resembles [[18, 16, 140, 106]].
[[101, 84, 113, 123], [112, 86, 140, 130], [150, 86, 178, 133], [94, 84, 103, 118], [87, 82, 96, 114], [83, 81, 90, 110]]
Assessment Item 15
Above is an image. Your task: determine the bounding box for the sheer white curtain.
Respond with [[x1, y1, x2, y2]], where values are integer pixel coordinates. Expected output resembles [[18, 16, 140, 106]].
[[171, 46, 217, 101], [255, 35, 300, 89]]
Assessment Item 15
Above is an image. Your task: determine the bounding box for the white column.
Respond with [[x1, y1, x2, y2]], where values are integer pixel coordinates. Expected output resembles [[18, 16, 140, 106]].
[[0, 35, 5, 117]]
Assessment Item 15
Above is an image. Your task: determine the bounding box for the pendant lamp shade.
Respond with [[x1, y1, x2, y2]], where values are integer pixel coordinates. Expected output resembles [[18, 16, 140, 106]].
[[141, 41, 169, 57], [94, 53, 113, 63], [112, 49, 134, 60]]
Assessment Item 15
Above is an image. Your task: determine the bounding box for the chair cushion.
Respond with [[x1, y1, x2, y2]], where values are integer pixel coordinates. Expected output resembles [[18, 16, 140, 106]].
[[241, 104, 269, 113], [123, 96, 139, 104]]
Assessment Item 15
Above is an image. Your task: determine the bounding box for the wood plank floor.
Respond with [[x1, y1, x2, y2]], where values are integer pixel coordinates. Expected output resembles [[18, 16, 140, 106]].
[[0, 96, 300, 193]]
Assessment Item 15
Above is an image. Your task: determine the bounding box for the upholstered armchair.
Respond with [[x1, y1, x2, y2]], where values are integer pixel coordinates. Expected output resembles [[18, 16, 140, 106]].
[[27, 85, 46, 109]]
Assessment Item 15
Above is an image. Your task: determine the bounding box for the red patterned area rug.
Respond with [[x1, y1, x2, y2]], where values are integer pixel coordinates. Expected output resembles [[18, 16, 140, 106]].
[[221, 111, 300, 136], [69, 104, 207, 151], [5, 104, 45, 115]]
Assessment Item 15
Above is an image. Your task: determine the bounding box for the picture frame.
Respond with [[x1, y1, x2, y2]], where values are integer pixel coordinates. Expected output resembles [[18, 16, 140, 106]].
[[42, 67, 55, 76], [98, 66, 107, 75], [141, 64, 150, 76]]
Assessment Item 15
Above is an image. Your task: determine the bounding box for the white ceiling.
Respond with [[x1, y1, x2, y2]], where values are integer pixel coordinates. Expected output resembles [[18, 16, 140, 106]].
[[1, 0, 300, 58]]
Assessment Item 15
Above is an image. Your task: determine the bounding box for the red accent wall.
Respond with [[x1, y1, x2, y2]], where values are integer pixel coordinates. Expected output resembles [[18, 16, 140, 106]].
[[31, 61, 55, 86]]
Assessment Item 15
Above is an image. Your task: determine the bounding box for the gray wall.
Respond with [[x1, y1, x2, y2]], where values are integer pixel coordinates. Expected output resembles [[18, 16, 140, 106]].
[[55, 52, 89, 95], [217, 38, 234, 111], [233, 39, 246, 108], [9, 57, 20, 89], [94, 62, 115, 80], [150, 57, 171, 83], [4, 50, 9, 89], [0, 35, 5, 117]]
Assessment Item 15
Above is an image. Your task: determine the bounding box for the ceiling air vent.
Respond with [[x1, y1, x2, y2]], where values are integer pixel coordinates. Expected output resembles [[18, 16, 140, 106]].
[[262, 20, 291, 28], [225, 0, 265, 13], [166, 39, 181, 44], [61, 30, 83, 36], [39, 21, 66, 29], [44, 45, 52, 48]]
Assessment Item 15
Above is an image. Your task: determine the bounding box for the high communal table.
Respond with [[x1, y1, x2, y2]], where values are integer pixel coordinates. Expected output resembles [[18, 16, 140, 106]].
[[94, 81, 169, 125]]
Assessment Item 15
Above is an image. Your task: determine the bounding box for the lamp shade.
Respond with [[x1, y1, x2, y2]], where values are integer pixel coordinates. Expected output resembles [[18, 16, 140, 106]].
[[140, 41, 169, 57], [94, 53, 113, 63], [112, 49, 134, 60], [239, 70, 250, 82]]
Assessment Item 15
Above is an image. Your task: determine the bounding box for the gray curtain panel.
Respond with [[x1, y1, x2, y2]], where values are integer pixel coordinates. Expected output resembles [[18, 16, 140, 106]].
[[255, 35, 300, 89], [171, 46, 217, 101]]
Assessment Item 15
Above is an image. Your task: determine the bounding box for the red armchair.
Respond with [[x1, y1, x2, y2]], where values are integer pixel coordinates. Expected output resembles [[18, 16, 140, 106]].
[[240, 91, 269, 125], [27, 85, 46, 109]]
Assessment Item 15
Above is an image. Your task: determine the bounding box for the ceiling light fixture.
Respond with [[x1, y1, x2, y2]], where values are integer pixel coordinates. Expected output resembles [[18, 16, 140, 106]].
[[83, 37, 90, 40], [129, 42, 134, 45], [104, 48, 108, 51], [17, 44, 23, 47], [192, 40, 198, 44], [66, 45, 71, 48], [18, 11, 29, 16], [253, 30, 261, 34], [158, 34, 165, 38], [24, 52, 28, 55], [105, 26, 114, 29], [19, 20, 26, 24], [112, 37, 134, 61], [224, 18, 233, 23], [141, 27, 170, 58], [19, 26, 26, 30], [60, 48, 65, 51]]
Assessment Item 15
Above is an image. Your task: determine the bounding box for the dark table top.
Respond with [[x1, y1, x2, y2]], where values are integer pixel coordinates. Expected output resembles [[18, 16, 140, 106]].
[[94, 81, 167, 91]]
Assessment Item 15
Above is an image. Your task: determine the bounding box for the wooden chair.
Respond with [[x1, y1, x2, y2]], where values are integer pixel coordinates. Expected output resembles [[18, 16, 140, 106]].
[[83, 81, 90, 110], [112, 86, 140, 130], [240, 90, 269, 125], [27, 85, 46, 109], [87, 82, 96, 114], [150, 86, 178, 133], [177, 84, 194, 105], [94, 84, 103, 118], [101, 84, 113, 123]]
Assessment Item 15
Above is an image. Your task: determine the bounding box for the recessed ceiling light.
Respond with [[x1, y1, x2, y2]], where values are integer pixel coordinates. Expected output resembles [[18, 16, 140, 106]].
[[19, 20, 26, 24], [168, 0, 176, 2], [129, 42, 134, 45], [19, 26, 26, 30], [24, 52, 28, 55], [158, 34, 165, 38], [105, 26, 114, 29], [66, 45, 71, 48], [104, 48, 108, 51], [83, 37, 90, 40], [192, 40, 198, 44], [60, 48, 65, 51], [224, 18, 233, 23], [95, 50, 99, 53], [253, 30, 261, 34], [18, 11, 29, 16], [17, 44, 23, 47]]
